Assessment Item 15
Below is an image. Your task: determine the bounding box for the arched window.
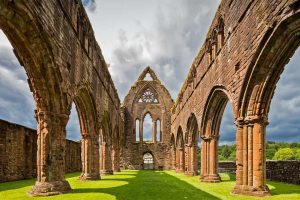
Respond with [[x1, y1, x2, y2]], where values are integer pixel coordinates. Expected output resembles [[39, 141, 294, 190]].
[[135, 119, 140, 142], [143, 153, 154, 170], [156, 119, 161, 142], [143, 113, 153, 142]]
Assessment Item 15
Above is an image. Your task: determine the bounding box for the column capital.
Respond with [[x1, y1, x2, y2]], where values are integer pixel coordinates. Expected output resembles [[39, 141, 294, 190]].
[[234, 117, 245, 127], [245, 115, 269, 125], [200, 135, 212, 141]]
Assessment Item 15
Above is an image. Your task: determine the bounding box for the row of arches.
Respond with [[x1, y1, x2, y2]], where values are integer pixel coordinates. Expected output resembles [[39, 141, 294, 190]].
[[172, 11, 300, 197], [0, 2, 123, 196], [135, 113, 161, 143]]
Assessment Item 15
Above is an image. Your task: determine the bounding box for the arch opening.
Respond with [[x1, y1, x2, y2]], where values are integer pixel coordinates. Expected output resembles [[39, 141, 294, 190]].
[[143, 113, 153, 142], [143, 152, 154, 170], [135, 119, 140, 142], [235, 13, 300, 197], [185, 113, 199, 176], [200, 88, 234, 183]]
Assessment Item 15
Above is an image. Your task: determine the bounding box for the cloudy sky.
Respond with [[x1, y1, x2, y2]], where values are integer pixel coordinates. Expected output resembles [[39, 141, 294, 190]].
[[0, 0, 299, 143]]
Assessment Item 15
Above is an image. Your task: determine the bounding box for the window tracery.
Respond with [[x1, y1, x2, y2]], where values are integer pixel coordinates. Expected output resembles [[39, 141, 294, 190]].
[[138, 88, 158, 103]]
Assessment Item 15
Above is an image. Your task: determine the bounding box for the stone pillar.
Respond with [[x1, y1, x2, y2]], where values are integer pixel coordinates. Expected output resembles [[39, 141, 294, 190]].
[[172, 147, 176, 170], [175, 147, 180, 172], [112, 145, 121, 172], [200, 137, 206, 180], [100, 142, 113, 175], [79, 134, 100, 181], [152, 121, 157, 143], [232, 116, 270, 197], [179, 147, 185, 173], [200, 136, 220, 182], [185, 144, 197, 176], [29, 112, 71, 196], [139, 120, 143, 144]]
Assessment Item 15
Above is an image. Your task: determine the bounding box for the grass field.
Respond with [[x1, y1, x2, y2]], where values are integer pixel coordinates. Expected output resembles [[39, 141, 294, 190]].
[[0, 170, 299, 200]]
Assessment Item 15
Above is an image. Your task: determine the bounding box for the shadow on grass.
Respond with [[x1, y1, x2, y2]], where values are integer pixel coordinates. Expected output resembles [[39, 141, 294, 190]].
[[72, 170, 220, 200], [268, 181, 300, 196], [0, 172, 81, 193], [0, 178, 35, 192]]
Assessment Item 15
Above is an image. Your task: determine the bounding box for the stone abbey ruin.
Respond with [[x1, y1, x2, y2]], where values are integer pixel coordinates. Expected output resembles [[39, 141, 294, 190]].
[[1, 0, 300, 197]]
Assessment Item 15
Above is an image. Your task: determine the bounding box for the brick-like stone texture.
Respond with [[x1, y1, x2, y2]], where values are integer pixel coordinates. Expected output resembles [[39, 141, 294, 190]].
[[219, 161, 300, 185], [171, 0, 300, 196], [0, 119, 81, 183], [0, 0, 124, 195], [121, 67, 173, 170]]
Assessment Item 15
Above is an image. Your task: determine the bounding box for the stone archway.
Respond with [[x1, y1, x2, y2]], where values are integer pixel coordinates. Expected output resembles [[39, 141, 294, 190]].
[[170, 134, 176, 170], [233, 12, 300, 197], [74, 87, 100, 181], [200, 86, 235, 183], [143, 152, 154, 170], [185, 113, 199, 176], [0, 2, 72, 196], [175, 126, 185, 173]]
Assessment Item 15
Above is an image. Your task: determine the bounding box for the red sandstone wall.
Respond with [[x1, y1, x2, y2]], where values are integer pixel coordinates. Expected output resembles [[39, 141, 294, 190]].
[[0, 119, 81, 183]]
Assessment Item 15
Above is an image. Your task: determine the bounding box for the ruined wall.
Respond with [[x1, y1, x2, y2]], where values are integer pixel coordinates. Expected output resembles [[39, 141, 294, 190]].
[[218, 161, 300, 185], [121, 67, 173, 170], [0, 119, 81, 183]]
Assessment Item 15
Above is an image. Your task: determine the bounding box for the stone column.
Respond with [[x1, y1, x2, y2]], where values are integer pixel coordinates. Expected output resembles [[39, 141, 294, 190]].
[[79, 134, 100, 181], [152, 121, 157, 143], [232, 116, 270, 197], [179, 147, 185, 173], [112, 145, 121, 172], [200, 137, 206, 180], [100, 142, 113, 175], [191, 144, 198, 175], [185, 144, 197, 176], [200, 135, 220, 182], [172, 147, 176, 170], [175, 147, 180, 172], [29, 112, 71, 196], [139, 119, 143, 144]]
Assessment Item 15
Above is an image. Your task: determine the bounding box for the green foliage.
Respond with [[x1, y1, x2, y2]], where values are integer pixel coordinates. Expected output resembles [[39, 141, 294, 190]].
[[295, 149, 300, 160], [267, 148, 277, 160], [273, 148, 295, 160], [207, 142, 300, 161]]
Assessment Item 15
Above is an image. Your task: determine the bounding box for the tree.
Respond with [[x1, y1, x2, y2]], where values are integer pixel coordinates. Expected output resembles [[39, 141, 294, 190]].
[[294, 149, 300, 160], [221, 145, 231, 159], [273, 148, 295, 160], [228, 150, 236, 161], [266, 148, 276, 160]]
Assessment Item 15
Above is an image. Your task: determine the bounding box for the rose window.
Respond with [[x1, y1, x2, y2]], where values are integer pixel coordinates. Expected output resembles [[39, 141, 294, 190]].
[[138, 88, 158, 103]]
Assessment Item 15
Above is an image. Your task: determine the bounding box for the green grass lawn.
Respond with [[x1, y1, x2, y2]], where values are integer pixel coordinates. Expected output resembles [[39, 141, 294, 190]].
[[0, 170, 299, 200]]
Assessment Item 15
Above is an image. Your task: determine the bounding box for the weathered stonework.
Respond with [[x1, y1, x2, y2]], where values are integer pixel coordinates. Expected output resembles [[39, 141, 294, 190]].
[[0, 119, 81, 183], [171, 0, 300, 197], [121, 67, 173, 170], [0, 0, 124, 196], [219, 161, 300, 185], [1, 0, 300, 198]]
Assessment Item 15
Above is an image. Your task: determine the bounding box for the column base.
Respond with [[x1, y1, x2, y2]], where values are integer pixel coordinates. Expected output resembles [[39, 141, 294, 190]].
[[231, 184, 271, 197], [113, 168, 121, 172], [28, 180, 71, 196], [79, 173, 100, 181], [176, 169, 184, 173], [100, 170, 114, 175], [201, 174, 221, 183], [185, 171, 198, 176]]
